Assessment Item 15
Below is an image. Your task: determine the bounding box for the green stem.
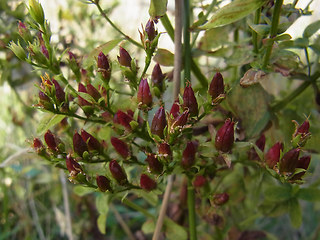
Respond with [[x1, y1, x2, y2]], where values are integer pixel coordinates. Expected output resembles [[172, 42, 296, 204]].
[[253, 8, 261, 54], [262, 0, 284, 68], [304, 47, 311, 77], [122, 198, 155, 220], [161, 14, 175, 41], [187, 178, 197, 240], [55, 110, 106, 124], [92, 0, 143, 49], [184, 0, 191, 83], [271, 72, 320, 112]]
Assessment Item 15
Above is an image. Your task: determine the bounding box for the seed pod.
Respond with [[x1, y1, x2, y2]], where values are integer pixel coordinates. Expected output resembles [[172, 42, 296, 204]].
[[97, 52, 111, 81], [151, 107, 167, 138], [215, 119, 235, 153], [265, 142, 283, 168], [73, 131, 88, 157], [96, 175, 111, 192], [111, 137, 130, 159], [213, 193, 229, 206], [137, 78, 152, 107], [145, 154, 163, 174], [208, 72, 224, 100], [109, 160, 127, 185], [86, 84, 101, 102], [66, 154, 83, 177], [151, 63, 165, 89], [117, 47, 132, 68], [52, 79, 65, 104], [145, 19, 156, 41], [193, 175, 207, 188], [140, 174, 157, 191], [183, 85, 198, 117], [182, 141, 196, 169], [80, 129, 101, 152], [114, 110, 133, 130], [44, 130, 57, 151], [280, 148, 300, 173]]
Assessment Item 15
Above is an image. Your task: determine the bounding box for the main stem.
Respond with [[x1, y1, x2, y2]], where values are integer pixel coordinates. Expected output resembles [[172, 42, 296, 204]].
[[184, 0, 191, 83], [187, 178, 197, 240]]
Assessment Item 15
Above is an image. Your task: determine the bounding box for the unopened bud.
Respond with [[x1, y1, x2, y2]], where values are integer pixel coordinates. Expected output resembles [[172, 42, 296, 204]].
[[145, 19, 156, 41], [109, 160, 127, 185], [213, 193, 229, 206], [33, 138, 44, 154], [78, 83, 91, 106], [41, 45, 49, 59], [183, 85, 198, 117], [248, 134, 266, 160], [66, 154, 83, 177], [280, 148, 300, 173], [193, 175, 207, 188], [97, 52, 111, 81], [96, 175, 111, 192], [158, 142, 172, 159], [145, 154, 163, 174], [52, 79, 65, 104], [151, 107, 167, 138], [117, 47, 132, 67], [44, 130, 57, 151], [140, 174, 157, 191], [18, 21, 32, 42], [291, 155, 311, 180], [208, 72, 224, 100], [114, 110, 133, 130], [137, 78, 152, 108], [87, 84, 101, 102], [215, 119, 235, 153], [170, 101, 180, 119], [111, 137, 130, 159], [28, 0, 45, 24], [73, 131, 88, 157], [171, 110, 189, 130], [151, 63, 165, 89], [182, 141, 196, 169], [80, 129, 101, 152]]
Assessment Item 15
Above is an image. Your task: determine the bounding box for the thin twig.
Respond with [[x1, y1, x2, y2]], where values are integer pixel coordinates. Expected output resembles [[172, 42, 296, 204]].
[[110, 204, 136, 240], [28, 189, 46, 240]]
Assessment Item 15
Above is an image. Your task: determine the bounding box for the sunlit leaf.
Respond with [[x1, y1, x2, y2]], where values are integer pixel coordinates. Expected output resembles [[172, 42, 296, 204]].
[[288, 198, 302, 228], [95, 193, 109, 214], [153, 48, 174, 66], [37, 113, 66, 135], [149, 0, 167, 18], [97, 213, 107, 234], [164, 218, 188, 240], [303, 20, 320, 38]]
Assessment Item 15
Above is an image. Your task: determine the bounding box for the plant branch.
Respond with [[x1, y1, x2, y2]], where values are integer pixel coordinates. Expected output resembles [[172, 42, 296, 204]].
[[184, 0, 191, 83], [110, 204, 136, 240], [262, 0, 284, 68], [161, 14, 175, 41], [122, 198, 155, 220], [253, 8, 261, 54], [187, 178, 197, 240]]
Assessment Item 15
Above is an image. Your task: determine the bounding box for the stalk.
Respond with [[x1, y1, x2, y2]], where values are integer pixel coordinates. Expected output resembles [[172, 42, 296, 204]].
[[252, 8, 261, 54], [184, 0, 191, 83], [187, 178, 197, 240]]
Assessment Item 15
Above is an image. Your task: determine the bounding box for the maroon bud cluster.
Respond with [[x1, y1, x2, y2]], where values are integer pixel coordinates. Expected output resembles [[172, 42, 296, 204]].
[[117, 47, 132, 68], [111, 137, 130, 159], [151, 107, 167, 138], [96, 175, 111, 192], [215, 119, 235, 153], [140, 174, 157, 191], [183, 85, 198, 117], [78, 83, 92, 106], [109, 160, 127, 185]]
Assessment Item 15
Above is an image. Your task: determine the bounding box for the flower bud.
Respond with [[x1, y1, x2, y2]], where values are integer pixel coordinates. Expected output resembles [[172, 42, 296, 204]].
[[28, 0, 45, 24], [33, 138, 44, 154], [215, 119, 235, 153], [86, 84, 101, 102], [66, 154, 83, 177], [38, 91, 53, 109], [183, 85, 198, 117], [158, 142, 172, 159], [182, 141, 196, 169], [208, 72, 224, 100], [193, 175, 207, 188], [145, 19, 156, 41], [18, 21, 32, 42], [80, 129, 101, 152], [137, 78, 152, 108], [97, 52, 111, 81], [291, 155, 311, 180], [151, 107, 167, 138], [109, 160, 127, 185], [78, 83, 91, 106], [140, 174, 157, 191], [114, 110, 133, 130], [44, 130, 57, 151], [73, 131, 88, 157], [8, 41, 27, 61], [213, 193, 229, 206], [111, 137, 130, 159], [145, 154, 163, 174], [52, 79, 65, 104], [41, 45, 49, 59], [171, 110, 189, 130], [117, 47, 132, 68], [170, 101, 180, 119], [151, 63, 165, 89], [280, 148, 300, 173], [293, 119, 310, 138], [265, 142, 283, 168], [248, 134, 266, 160], [96, 175, 111, 192]]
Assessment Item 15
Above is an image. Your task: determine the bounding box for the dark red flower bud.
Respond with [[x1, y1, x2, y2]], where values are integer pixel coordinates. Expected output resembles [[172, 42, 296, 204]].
[[33, 138, 44, 153], [208, 72, 224, 100], [44, 130, 57, 151], [294, 119, 310, 137], [73, 131, 88, 157], [291, 155, 311, 180], [158, 142, 172, 158], [265, 142, 283, 168], [137, 78, 152, 107], [145, 19, 156, 41], [215, 119, 235, 153], [66, 154, 83, 177], [78, 83, 91, 106], [38, 91, 52, 110], [39, 90, 50, 102], [193, 175, 207, 188], [114, 110, 133, 130], [80, 129, 101, 152], [171, 110, 189, 129], [96, 175, 111, 192], [170, 101, 180, 119], [151, 107, 167, 138], [213, 193, 229, 206], [280, 148, 300, 173], [97, 52, 111, 81], [68, 51, 77, 61], [140, 174, 157, 191], [111, 137, 130, 159], [109, 160, 127, 185], [41, 45, 49, 59], [102, 111, 112, 122], [145, 154, 163, 174], [52, 79, 65, 104], [183, 85, 198, 117], [117, 47, 132, 67], [182, 141, 196, 169], [18, 21, 32, 42], [248, 134, 266, 160], [151, 63, 165, 89], [86, 84, 101, 102]]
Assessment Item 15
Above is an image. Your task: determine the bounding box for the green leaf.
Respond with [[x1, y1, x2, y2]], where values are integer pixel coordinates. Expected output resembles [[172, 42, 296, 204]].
[[200, 0, 267, 29], [78, 92, 96, 103], [149, 0, 167, 18], [297, 188, 320, 202], [37, 113, 66, 135], [164, 218, 188, 240], [95, 193, 109, 214], [135, 189, 158, 206], [142, 219, 155, 234], [303, 20, 320, 38], [264, 184, 292, 202], [249, 23, 270, 36], [73, 185, 95, 196], [199, 26, 230, 51], [288, 198, 302, 228], [83, 39, 122, 68], [97, 213, 107, 234], [153, 48, 174, 66]]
